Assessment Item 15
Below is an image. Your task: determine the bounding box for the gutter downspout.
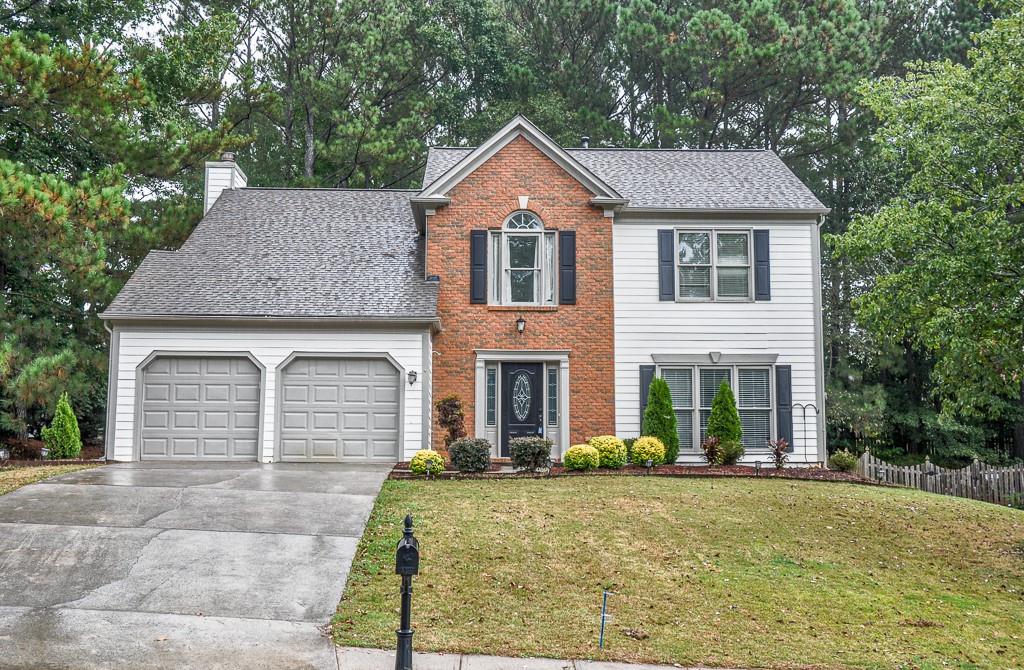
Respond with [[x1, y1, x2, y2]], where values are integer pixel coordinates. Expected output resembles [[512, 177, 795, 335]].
[[102, 321, 118, 461], [813, 213, 828, 463]]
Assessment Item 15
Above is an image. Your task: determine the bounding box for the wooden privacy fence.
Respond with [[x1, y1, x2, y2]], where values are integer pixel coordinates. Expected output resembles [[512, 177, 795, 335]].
[[857, 450, 1024, 506]]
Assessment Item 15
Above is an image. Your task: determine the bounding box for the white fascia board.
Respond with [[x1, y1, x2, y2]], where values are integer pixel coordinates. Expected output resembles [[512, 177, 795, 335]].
[[418, 115, 624, 201]]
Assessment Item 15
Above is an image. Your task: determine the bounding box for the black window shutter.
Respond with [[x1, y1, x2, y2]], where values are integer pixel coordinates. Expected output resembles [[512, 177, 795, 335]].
[[775, 365, 794, 451], [657, 229, 674, 301], [470, 230, 487, 304], [754, 229, 771, 301], [558, 230, 576, 304], [639, 365, 656, 427]]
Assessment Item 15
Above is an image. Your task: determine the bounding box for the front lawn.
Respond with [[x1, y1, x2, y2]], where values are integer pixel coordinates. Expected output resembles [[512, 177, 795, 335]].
[[0, 464, 100, 496], [334, 477, 1024, 670]]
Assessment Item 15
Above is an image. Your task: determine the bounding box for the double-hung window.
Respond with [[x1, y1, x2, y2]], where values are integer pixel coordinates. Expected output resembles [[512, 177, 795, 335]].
[[662, 365, 773, 451], [661, 368, 694, 452], [489, 211, 556, 305], [677, 230, 751, 300], [698, 368, 732, 441], [737, 368, 772, 449]]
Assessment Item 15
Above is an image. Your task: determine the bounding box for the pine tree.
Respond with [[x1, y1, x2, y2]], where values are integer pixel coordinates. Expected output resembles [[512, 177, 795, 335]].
[[642, 377, 679, 463], [41, 393, 82, 459], [706, 382, 742, 444]]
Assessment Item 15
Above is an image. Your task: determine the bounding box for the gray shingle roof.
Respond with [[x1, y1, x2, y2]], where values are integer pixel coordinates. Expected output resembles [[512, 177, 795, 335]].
[[423, 146, 827, 211], [102, 188, 438, 320]]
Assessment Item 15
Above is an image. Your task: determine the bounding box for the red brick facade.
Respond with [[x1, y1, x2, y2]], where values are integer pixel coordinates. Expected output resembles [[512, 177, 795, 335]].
[[427, 136, 616, 450]]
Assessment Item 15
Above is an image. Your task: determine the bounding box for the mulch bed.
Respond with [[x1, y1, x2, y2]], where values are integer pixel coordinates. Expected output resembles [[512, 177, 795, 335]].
[[1, 436, 106, 468], [390, 461, 870, 483]]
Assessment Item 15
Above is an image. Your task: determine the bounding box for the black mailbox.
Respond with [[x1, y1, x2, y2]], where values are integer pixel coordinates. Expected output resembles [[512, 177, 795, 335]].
[[395, 514, 419, 576]]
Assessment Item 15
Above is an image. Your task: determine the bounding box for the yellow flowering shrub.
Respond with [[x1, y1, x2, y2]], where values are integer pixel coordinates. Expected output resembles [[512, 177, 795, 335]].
[[631, 436, 666, 465], [409, 449, 445, 476], [563, 444, 600, 471], [587, 435, 627, 469]]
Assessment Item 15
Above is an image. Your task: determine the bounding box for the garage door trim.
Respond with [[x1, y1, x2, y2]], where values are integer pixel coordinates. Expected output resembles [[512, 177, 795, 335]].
[[274, 351, 405, 462], [133, 350, 266, 461]]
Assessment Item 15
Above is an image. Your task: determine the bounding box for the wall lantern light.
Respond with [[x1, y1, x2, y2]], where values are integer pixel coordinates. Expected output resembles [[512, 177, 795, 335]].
[[516, 317, 526, 334], [407, 370, 418, 385]]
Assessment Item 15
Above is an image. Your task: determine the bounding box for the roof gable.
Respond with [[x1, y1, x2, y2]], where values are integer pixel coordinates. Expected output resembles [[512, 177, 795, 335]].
[[416, 116, 624, 206]]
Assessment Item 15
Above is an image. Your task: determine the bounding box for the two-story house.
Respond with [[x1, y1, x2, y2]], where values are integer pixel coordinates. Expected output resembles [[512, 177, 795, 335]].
[[101, 116, 827, 465]]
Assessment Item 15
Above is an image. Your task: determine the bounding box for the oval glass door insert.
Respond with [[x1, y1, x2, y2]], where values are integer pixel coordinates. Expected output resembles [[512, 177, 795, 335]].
[[512, 372, 531, 421]]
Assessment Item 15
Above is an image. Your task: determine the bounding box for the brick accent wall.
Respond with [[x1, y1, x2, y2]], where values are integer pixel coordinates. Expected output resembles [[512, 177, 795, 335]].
[[427, 136, 616, 450]]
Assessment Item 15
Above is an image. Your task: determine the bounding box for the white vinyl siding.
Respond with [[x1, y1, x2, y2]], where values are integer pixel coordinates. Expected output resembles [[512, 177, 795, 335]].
[[615, 218, 822, 464], [110, 325, 430, 462]]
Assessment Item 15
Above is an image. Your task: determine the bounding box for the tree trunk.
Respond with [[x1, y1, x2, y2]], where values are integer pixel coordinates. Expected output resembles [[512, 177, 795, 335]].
[[1014, 379, 1024, 460], [303, 103, 315, 179]]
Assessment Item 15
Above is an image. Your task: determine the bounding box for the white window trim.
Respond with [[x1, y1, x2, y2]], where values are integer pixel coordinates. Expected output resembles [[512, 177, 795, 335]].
[[489, 212, 557, 306], [657, 363, 775, 453], [674, 228, 753, 302]]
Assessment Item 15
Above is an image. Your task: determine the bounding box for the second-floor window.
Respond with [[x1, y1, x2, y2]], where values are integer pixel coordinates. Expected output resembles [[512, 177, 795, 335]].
[[677, 230, 751, 300], [490, 211, 556, 305]]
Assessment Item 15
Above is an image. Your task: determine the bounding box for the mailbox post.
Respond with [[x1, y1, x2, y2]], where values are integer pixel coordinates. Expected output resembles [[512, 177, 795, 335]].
[[394, 514, 419, 670]]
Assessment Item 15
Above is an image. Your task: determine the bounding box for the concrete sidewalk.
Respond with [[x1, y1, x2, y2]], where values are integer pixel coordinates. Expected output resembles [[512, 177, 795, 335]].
[[338, 647, 726, 669]]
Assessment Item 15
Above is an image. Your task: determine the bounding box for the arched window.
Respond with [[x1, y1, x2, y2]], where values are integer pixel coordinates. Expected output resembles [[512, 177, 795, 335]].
[[489, 211, 556, 305]]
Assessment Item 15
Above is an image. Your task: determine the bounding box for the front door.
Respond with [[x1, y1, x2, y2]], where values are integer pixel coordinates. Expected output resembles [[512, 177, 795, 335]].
[[501, 363, 544, 457]]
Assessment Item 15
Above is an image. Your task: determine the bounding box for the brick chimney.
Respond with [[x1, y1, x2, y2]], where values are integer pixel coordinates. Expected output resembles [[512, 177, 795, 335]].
[[204, 151, 247, 214]]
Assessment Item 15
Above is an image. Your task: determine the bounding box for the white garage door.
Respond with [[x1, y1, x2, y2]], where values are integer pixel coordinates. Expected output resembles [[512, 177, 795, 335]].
[[279, 357, 400, 462], [140, 356, 261, 460]]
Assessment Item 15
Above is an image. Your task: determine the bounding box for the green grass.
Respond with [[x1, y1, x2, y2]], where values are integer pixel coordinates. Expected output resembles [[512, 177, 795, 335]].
[[0, 463, 100, 495], [334, 477, 1024, 669]]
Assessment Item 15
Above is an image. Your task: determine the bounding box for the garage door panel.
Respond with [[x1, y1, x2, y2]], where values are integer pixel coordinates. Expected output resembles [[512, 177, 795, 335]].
[[203, 412, 229, 429], [171, 438, 199, 457], [313, 385, 339, 403], [281, 439, 307, 458], [373, 413, 398, 431], [235, 384, 260, 402], [343, 386, 369, 404], [279, 357, 399, 462], [140, 356, 260, 460], [283, 385, 308, 402], [176, 359, 202, 375], [144, 384, 170, 402], [312, 412, 338, 430], [235, 411, 259, 430], [142, 438, 168, 456], [341, 412, 367, 430], [373, 440, 398, 458], [204, 384, 230, 402]]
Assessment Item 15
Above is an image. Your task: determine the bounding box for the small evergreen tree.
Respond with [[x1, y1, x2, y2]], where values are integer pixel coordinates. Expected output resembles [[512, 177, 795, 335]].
[[706, 382, 742, 443], [41, 392, 81, 459], [642, 377, 680, 463]]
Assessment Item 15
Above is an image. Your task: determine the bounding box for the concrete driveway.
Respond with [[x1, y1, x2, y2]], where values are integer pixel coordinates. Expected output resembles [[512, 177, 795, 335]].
[[0, 461, 391, 669]]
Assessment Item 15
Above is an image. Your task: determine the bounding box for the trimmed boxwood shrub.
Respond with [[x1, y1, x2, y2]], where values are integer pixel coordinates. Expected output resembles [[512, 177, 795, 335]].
[[631, 436, 666, 465], [448, 438, 491, 472], [563, 444, 600, 471], [409, 449, 445, 476], [510, 436, 552, 471], [706, 381, 742, 443], [642, 377, 679, 463], [42, 392, 81, 459], [588, 435, 627, 469], [829, 449, 858, 472], [718, 439, 745, 466]]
